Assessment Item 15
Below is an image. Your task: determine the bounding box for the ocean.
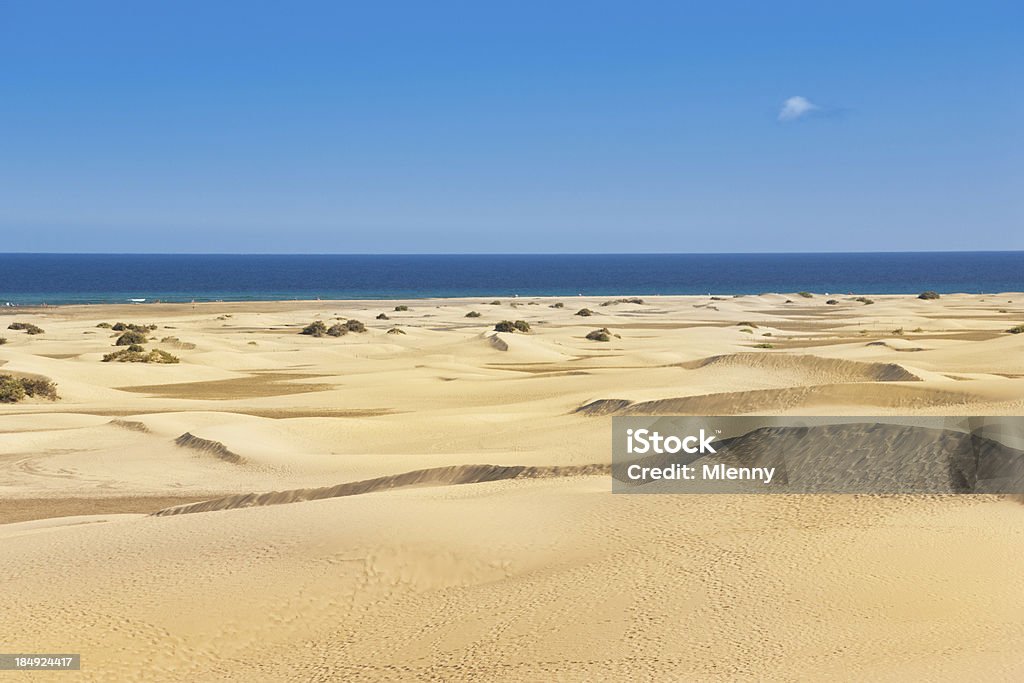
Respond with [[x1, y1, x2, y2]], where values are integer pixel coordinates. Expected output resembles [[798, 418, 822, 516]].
[[0, 252, 1021, 305]]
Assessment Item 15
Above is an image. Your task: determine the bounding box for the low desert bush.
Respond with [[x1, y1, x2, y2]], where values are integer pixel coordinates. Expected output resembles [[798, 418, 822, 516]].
[[387, 327, 406, 335], [753, 343, 774, 349], [300, 320, 328, 337], [1007, 325, 1024, 334], [0, 377, 25, 402], [576, 308, 594, 317], [112, 322, 157, 332], [550, 302, 564, 308], [18, 377, 58, 400], [0, 374, 58, 402], [115, 330, 148, 346], [0, 337, 6, 345], [736, 321, 757, 328], [601, 298, 644, 306], [394, 305, 409, 312], [488, 300, 501, 305], [345, 319, 366, 333], [326, 323, 347, 337], [96, 322, 112, 328], [797, 292, 813, 298], [376, 313, 389, 320], [918, 291, 940, 300], [102, 348, 180, 363], [493, 320, 530, 333], [8, 322, 44, 334], [854, 297, 875, 305], [892, 327, 904, 336], [465, 311, 482, 318], [586, 328, 611, 342], [826, 299, 839, 305]]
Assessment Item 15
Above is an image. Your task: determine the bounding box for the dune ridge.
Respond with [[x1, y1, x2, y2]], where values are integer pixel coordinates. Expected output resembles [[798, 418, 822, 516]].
[[174, 432, 245, 464], [681, 352, 921, 382], [152, 463, 609, 516]]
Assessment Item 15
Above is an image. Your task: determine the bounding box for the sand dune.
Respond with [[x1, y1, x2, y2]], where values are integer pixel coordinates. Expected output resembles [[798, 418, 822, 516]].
[[2, 294, 1024, 681]]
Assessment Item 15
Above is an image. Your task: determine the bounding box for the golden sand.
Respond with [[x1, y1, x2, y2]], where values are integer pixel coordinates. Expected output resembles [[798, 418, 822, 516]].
[[2, 294, 1024, 681]]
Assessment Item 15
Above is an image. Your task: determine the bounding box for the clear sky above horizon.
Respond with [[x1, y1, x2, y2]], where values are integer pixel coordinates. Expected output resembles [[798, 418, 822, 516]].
[[1, 1, 1020, 253]]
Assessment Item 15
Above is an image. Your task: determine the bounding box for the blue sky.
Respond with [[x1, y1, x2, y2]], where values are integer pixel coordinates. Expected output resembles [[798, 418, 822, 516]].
[[1, 1, 1020, 253]]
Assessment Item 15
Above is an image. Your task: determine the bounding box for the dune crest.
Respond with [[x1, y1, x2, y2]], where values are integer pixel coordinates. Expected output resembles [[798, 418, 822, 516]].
[[174, 432, 244, 464], [152, 463, 609, 516]]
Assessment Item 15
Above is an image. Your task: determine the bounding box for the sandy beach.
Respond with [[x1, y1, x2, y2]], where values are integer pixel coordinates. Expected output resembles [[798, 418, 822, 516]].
[[3, 293, 1024, 681]]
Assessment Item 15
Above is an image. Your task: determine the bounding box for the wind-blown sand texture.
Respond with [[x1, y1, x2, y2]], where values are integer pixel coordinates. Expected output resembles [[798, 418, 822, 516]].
[[2, 293, 1024, 681]]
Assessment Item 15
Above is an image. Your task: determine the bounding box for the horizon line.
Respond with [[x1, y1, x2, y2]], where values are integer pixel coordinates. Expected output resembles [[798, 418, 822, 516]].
[[2, 250, 1023, 257]]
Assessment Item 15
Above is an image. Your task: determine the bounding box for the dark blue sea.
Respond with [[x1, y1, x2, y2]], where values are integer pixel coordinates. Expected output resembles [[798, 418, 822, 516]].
[[0, 253, 1021, 305]]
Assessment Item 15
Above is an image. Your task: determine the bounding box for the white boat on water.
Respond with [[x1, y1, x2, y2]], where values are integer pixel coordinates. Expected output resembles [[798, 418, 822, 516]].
[[128, 298, 146, 303]]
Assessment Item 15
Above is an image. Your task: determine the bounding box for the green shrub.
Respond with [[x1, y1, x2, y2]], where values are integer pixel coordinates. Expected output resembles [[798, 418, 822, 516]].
[[0, 377, 26, 402], [736, 321, 758, 328], [513, 320, 531, 333], [387, 327, 406, 335], [576, 308, 594, 317], [376, 313, 389, 320], [300, 321, 327, 337], [345, 319, 366, 333], [797, 292, 813, 298], [326, 323, 347, 337], [465, 311, 482, 318], [826, 299, 839, 305], [550, 302, 564, 308], [18, 377, 58, 399], [918, 291, 940, 300], [739, 328, 753, 334], [115, 330, 148, 346], [8, 322, 44, 334], [753, 343, 774, 349], [892, 327, 904, 336], [912, 327, 924, 333], [0, 337, 6, 345], [488, 300, 501, 305], [600, 297, 644, 306], [494, 320, 516, 333], [854, 297, 875, 305], [1007, 325, 1024, 334], [102, 348, 180, 363], [394, 305, 409, 312], [96, 322, 112, 328], [0, 374, 58, 402], [586, 328, 611, 342], [112, 322, 156, 332]]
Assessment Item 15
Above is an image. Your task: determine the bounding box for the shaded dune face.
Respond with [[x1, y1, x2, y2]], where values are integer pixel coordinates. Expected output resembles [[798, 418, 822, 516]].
[[681, 352, 921, 383], [615, 423, 1024, 494]]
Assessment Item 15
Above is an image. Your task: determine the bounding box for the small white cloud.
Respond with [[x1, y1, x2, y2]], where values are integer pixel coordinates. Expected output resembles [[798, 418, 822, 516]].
[[778, 96, 819, 122]]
